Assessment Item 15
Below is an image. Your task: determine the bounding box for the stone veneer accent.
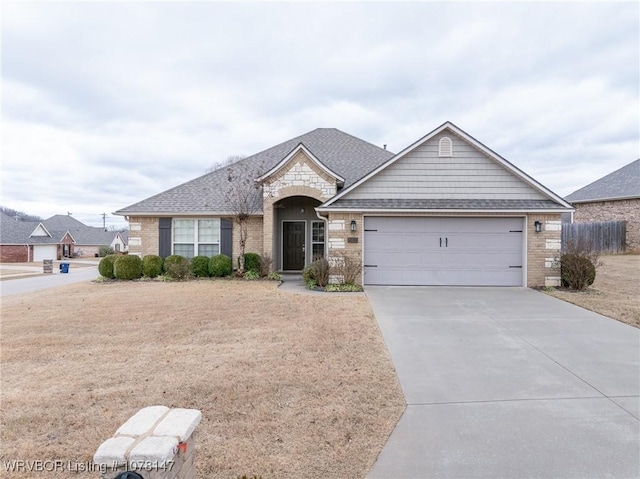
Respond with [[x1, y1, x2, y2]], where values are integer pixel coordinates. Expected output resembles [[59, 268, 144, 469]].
[[572, 198, 640, 252], [527, 214, 563, 287], [262, 150, 337, 265], [93, 406, 202, 479], [324, 212, 363, 284]]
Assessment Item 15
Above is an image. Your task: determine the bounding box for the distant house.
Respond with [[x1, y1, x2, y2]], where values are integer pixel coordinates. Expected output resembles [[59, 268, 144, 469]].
[[565, 159, 640, 252], [116, 122, 573, 287], [0, 214, 128, 262]]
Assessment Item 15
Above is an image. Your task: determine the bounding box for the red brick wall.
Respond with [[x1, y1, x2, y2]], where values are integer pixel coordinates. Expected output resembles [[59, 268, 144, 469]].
[[0, 245, 30, 262]]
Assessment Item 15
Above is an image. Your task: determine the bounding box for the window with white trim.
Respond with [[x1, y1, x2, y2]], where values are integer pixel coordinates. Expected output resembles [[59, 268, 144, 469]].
[[172, 219, 220, 258], [311, 221, 325, 259], [439, 137, 453, 157]]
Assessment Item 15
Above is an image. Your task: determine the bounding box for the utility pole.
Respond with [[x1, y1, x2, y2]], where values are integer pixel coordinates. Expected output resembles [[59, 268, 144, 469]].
[[101, 213, 107, 230]]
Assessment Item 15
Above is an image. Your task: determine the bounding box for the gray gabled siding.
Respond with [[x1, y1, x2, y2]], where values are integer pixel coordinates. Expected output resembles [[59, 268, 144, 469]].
[[343, 132, 547, 201]]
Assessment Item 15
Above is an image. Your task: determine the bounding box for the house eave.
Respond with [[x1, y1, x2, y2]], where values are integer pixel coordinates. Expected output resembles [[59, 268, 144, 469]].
[[316, 207, 573, 214], [255, 143, 345, 184], [114, 211, 264, 217], [568, 195, 640, 204]]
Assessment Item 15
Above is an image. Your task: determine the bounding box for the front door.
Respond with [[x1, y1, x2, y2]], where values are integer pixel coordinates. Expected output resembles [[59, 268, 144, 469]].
[[283, 221, 305, 270]]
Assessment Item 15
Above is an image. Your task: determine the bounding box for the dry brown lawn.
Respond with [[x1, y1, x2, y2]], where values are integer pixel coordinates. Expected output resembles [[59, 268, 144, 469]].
[[544, 254, 640, 328], [0, 280, 405, 478]]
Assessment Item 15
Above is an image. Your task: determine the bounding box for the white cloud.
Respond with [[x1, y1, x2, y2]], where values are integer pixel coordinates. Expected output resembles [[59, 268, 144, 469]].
[[1, 1, 638, 224]]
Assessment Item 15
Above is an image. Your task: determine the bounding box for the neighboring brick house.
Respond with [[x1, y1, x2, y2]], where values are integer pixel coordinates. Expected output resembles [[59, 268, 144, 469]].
[[115, 122, 573, 287], [565, 159, 640, 252], [0, 213, 128, 262]]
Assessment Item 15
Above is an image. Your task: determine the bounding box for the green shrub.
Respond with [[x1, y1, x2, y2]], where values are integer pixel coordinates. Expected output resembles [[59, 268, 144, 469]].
[[114, 255, 143, 280], [239, 252, 261, 273], [191, 255, 211, 278], [142, 255, 163, 278], [98, 254, 118, 279], [209, 254, 232, 277], [302, 264, 315, 283], [98, 245, 115, 257], [244, 270, 260, 280], [163, 255, 191, 280], [561, 253, 596, 290], [266, 271, 282, 281], [325, 283, 364, 292]]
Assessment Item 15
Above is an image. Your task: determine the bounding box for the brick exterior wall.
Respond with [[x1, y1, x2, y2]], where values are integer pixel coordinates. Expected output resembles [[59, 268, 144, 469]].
[[233, 216, 264, 269], [572, 198, 640, 252], [325, 212, 363, 283], [0, 245, 30, 262], [127, 216, 159, 257], [526, 214, 563, 287]]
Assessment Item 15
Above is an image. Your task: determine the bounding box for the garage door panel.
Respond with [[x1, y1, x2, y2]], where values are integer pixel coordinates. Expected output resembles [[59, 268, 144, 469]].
[[33, 245, 58, 262], [364, 217, 524, 286]]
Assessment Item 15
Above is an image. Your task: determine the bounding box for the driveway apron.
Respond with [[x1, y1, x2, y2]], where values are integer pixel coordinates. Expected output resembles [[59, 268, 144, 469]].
[[366, 287, 639, 479]]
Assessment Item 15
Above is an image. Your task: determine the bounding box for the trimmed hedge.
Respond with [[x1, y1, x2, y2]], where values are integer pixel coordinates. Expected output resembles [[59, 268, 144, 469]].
[[191, 255, 211, 278], [240, 252, 261, 273], [114, 255, 143, 280], [142, 255, 163, 278], [98, 254, 118, 279], [209, 254, 232, 277], [163, 255, 191, 280]]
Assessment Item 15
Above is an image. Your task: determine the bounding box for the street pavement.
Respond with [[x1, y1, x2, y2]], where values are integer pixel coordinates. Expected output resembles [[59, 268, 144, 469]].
[[0, 260, 100, 297]]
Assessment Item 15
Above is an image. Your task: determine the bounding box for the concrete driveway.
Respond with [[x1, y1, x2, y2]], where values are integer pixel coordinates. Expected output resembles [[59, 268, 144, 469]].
[[366, 287, 639, 479]]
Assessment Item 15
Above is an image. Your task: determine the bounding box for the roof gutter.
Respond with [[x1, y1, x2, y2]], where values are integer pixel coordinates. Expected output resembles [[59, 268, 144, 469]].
[[316, 207, 573, 214]]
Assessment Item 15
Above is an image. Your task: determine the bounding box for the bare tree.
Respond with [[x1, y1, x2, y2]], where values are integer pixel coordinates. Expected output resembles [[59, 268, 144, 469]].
[[206, 155, 246, 173], [222, 158, 264, 274]]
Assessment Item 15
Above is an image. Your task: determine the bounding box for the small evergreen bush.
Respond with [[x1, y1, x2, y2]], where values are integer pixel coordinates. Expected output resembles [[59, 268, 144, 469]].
[[163, 255, 191, 280], [142, 255, 163, 278], [114, 255, 143, 280], [209, 254, 232, 277], [191, 255, 211, 278], [98, 254, 118, 279], [239, 253, 261, 273], [560, 253, 596, 290]]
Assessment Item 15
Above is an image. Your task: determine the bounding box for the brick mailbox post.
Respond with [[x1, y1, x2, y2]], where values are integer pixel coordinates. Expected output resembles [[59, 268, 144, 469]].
[[93, 406, 202, 479]]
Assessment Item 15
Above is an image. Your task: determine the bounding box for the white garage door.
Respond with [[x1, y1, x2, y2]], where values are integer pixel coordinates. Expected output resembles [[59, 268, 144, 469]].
[[364, 217, 524, 286], [33, 245, 58, 262]]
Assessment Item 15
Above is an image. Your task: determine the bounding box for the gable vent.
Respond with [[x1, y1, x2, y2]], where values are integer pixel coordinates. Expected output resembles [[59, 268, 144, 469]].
[[439, 137, 453, 157]]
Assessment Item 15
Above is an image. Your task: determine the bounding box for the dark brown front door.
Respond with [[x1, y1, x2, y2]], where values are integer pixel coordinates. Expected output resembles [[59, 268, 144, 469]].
[[283, 222, 305, 270]]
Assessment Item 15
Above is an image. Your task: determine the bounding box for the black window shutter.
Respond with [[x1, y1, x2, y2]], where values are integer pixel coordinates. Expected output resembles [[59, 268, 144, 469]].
[[159, 218, 172, 258], [221, 218, 233, 257]]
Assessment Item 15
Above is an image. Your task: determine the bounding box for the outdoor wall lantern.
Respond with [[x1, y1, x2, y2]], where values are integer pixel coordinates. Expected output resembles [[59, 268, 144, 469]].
[[534, 221, 542, 233], [351, 220, 357, 232]]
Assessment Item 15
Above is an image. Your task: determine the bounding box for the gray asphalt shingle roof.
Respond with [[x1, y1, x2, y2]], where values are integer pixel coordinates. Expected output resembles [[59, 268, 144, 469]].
[[565, 159, 640, 203], [115, 128, 394, 215], [0, 213, 125, 246], [0, 214, 39, 244]]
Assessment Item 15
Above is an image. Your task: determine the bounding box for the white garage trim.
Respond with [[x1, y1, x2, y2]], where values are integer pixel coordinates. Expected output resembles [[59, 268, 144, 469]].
[[363, 215, 526, 286]]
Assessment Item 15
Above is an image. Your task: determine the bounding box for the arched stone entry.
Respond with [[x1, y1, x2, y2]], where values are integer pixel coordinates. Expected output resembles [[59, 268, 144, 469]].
[[271, 195, 324, 271]]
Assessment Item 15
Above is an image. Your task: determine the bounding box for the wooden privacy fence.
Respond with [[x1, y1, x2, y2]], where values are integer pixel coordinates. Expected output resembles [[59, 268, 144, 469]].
[[562, 220, 627, 254]]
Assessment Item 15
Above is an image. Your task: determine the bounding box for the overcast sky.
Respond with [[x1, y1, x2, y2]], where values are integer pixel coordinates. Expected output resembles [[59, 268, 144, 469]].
[[2, 1, 638, 229]]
